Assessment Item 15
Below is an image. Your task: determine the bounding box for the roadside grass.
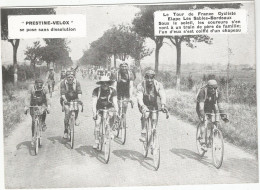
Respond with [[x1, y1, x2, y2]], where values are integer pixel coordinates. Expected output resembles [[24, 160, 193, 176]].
[[166, 88, 258, 155], [3, 85, 29, 138]]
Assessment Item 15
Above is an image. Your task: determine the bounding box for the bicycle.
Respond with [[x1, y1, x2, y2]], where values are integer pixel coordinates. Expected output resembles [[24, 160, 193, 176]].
[[114, 98, 133, 144], [25, 105, 48, 155], [96, 107, 117, 163], [47, 80, 54, 98], [196, 112, 228, 168], [63, 100, 83, 149], [141, 107, 169, 171]]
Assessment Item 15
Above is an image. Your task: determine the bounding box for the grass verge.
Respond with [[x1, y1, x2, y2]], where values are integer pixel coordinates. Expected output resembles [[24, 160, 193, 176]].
[[166, 88, 258, 156]]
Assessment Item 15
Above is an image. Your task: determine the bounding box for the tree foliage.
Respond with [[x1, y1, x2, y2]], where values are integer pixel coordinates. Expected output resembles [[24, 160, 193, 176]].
[[79, 25, 151, 68]]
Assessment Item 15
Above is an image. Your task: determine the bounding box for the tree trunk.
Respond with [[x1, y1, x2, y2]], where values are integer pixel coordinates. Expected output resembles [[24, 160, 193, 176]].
[[176, 42, 181, 90], [155, 45, 160, 74], [114, 54, 116, 68], [10, 39, 20, 85]]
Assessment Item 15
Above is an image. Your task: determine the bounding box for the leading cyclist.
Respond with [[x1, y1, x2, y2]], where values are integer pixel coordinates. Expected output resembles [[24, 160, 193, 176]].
[[136, 70, 167, 142]]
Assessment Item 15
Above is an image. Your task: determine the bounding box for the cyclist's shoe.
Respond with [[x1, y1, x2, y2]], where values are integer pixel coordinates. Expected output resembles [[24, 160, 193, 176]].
[[63, 133, 68, 139], [75, 119, 80, 126], [92, 140, 99, 149], [42, 123, 47, 132], [139, 129, 146, 142], [31, 137, 35, 147], [201, 143, 208, 152], [139, 133, 146, 142]]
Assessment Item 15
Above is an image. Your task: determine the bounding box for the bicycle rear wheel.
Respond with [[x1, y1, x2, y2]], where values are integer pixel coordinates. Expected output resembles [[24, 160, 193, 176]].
[[142, 121, 149, 158], [104, 124, 111, 163], [212, 127, 224, 169], [196, 123, 206, 157], [153, 129, 160, 170]]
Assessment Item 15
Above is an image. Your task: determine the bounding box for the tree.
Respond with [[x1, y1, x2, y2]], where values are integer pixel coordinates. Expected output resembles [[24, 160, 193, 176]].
[[40, 38, 71, 69], [24, 41, 42, 73], [1, 8, 56, 84], [133, 7, 164, 74], [133, 3, 242, 89]]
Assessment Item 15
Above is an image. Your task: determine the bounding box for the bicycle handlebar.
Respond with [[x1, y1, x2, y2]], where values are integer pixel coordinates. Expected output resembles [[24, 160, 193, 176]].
[[63, 100, 84, 112], [146, 108, 169, 119]]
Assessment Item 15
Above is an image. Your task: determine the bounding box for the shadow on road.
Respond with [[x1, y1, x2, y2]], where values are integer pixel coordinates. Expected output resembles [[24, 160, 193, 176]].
[[75, 145, 107, 164], [47, 136, 72, 150], [170, 148, 212, 168], [16, 141, 34, 156], [113, 149, 156, 171]]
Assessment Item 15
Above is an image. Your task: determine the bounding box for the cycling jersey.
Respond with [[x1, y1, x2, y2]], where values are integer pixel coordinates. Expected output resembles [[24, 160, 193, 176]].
[[92, 87, 117, 110], [60, 79, 82, 101]]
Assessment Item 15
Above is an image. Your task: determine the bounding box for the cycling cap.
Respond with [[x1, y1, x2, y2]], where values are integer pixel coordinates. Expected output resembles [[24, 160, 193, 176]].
[[35, 78, 43, 84], [207, 80, 218, 88], [145, 70, 156, 76], [120, 62, 128, 67], [66, 70, 75, 77]]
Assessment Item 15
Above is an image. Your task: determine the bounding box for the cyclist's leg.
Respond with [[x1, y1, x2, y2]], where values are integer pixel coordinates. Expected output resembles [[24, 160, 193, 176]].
[[93, 114, 101, 148], [42, 110, 47, 131], [52, 80, 55, 92], [63, 105, 70, 138], [140, 112, 149, 141], [74, 110, 79, 125]]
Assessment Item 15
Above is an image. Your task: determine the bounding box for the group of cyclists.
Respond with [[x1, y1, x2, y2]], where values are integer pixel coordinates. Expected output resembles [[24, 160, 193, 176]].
[[25, 62, 228, 162]]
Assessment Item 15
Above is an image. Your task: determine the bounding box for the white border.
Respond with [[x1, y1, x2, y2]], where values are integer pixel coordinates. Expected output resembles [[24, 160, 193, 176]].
[[0, 0, 259, 190]]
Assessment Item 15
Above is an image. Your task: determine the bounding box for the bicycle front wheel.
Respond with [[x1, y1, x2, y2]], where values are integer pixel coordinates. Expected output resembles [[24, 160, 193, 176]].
[[121, 117, 126, 145], [104, 124, 111, 163], [142, 121, 149, 158], [212, 127, 224, 169], [196, 123, 206, 157], [70, 117, 75, 149], [153, 129, 160, 171]]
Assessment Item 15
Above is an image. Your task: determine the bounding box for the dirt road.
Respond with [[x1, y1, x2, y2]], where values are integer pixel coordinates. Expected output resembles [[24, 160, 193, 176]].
[[4, 76, 259, 188]]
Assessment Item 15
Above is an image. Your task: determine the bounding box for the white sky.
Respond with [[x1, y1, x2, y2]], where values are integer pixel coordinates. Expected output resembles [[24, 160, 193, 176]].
[[1, 2, 255, 67]]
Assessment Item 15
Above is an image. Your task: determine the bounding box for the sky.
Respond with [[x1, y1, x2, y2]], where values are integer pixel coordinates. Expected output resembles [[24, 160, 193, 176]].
[[1, 2, 255, 67]]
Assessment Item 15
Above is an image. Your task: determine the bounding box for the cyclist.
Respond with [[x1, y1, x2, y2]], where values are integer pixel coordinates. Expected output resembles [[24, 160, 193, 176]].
[[46, 67, 55, 93], [92, 76, 118, 149], [111, 62, 134, 118], [60, 70, 82, 139], [60, 70, 66, 81], [25, 79, 50, 145], [136, 70, 167, 142], [196, 79, 228, 146]]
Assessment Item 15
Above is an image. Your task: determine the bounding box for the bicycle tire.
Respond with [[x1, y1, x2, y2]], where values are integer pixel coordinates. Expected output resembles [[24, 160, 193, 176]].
[[142, 120, 149, 158], [121, 117, 126, 145], [212, 127, 224, 169], [153, 129, 160, 170], [104, 123, 111, 163], [97, 120, 104, 151], [196, 123, 206, 157], [70, 117, 75, 149]]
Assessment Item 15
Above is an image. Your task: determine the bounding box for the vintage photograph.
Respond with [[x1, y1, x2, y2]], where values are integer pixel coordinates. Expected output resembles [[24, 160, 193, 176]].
[[1, 0, 258, 188]]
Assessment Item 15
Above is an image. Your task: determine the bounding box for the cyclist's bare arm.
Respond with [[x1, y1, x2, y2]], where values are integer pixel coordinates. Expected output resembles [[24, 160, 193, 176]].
[[92, 96, 98, 116], [129, 81, 133, 100], [112, 96, 118, 113], [136, 83, 145, 107], [158, 83, 166, 105]]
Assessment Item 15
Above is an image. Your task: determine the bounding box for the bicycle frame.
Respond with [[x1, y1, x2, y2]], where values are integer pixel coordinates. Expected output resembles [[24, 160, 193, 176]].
[[63, 100, 83, 149]]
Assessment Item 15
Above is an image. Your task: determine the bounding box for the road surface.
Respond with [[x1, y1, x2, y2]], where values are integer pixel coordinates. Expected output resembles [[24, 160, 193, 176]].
[[4, 76, 259, 188]]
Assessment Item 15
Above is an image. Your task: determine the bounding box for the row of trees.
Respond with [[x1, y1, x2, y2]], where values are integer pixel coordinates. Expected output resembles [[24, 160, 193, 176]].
[[132, 3, 241, 89], [79, 25, 152, 70], [1, 8, 56, 84], [24, 38, 72, 74]]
